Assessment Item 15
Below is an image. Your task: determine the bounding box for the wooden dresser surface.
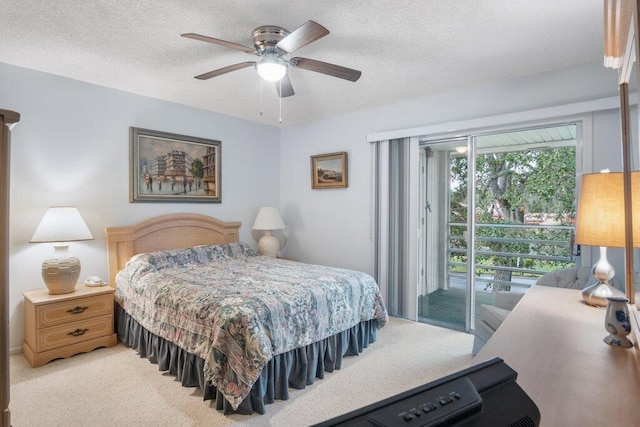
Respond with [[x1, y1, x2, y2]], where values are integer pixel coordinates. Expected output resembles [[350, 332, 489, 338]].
[[473, 285, 640, 426]]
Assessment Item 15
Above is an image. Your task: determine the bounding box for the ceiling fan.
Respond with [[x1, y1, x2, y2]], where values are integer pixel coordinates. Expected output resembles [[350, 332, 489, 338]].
[[181, 20, 362, 98]]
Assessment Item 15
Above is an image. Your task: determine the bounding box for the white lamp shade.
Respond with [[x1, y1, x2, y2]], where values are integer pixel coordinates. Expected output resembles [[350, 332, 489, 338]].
[[31, 207, 94, 243], [252, 207, 285, 231]]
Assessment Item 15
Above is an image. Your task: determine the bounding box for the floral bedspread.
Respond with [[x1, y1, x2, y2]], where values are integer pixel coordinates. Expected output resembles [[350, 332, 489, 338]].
[[115, 242, 388, 410]]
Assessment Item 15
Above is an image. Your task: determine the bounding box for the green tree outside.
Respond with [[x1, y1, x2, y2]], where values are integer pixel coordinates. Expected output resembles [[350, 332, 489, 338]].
[[449, 147, 576, 290]]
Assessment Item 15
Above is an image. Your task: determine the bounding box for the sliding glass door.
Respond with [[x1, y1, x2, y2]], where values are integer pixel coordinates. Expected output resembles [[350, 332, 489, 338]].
[[418, 124, 579, 332], [418, 138, 468, 328]]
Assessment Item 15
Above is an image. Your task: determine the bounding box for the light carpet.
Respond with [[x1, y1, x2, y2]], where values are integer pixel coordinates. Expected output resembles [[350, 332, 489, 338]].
[[9, 317, 474, 426]]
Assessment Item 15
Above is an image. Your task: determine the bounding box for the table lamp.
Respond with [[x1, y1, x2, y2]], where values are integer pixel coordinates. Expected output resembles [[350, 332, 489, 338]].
[[252, 207, 285, 257], [30, 207, 94, 294], [575, 171, 639, 306]]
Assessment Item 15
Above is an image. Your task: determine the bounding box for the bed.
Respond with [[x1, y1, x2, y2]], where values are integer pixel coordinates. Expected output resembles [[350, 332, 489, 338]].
[[106, 213, 388, 415]]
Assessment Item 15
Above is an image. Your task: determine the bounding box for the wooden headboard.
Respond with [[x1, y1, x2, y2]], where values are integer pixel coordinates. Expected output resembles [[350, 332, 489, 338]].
[[105, 213, 241, 287]]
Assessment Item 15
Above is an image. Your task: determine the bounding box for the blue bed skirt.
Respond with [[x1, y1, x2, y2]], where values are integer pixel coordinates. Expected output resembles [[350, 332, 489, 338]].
[[116, 304, 379, 415]]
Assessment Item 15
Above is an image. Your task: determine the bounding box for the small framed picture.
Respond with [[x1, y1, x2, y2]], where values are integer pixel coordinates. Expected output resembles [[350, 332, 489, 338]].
[[129, 127, 221, 203], [310, 152, 348, 189]]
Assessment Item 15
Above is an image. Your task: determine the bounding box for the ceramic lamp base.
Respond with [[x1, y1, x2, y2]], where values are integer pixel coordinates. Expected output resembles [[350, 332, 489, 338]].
[[258, 231, 280, 257], [42, 245, 80, 294]]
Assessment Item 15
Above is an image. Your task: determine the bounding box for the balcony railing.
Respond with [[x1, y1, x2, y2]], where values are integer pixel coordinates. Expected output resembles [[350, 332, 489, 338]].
[[447, 222, 576, 290]]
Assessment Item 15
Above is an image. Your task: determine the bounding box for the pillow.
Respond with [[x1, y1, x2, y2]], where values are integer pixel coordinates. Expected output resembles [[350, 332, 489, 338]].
[[127, 252, 147, 264], [126, 242, 257, 271], [478, 304, 512, 332]]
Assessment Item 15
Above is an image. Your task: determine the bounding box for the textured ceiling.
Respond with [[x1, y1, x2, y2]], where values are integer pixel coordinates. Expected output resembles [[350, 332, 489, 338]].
[[0, 1, 604, 127]]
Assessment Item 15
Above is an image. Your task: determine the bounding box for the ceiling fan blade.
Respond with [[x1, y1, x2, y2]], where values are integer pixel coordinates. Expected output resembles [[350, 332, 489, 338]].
[[275, 74, 295, 98], [195, 62, 256, 80], [181, 33, 256, 54], [276, 21, 329, 54], [290, 57, 362, 82]]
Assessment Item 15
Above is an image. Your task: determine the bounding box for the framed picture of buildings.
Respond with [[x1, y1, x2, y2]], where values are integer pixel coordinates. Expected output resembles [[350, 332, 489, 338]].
[[310, 151, 348, 189], [129, 127, 221, 203]]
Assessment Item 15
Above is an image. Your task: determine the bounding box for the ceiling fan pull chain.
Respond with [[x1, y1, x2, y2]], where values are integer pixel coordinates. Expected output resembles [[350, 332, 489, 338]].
[[279, 79, 282, 124], [260, 77, 264, 116]]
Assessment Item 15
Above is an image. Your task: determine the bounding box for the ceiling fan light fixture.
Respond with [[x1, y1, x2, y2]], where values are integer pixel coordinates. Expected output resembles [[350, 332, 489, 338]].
[[256, 54, 287, 82], [185, 20, 362, 103], [257, 62, 286, 81]]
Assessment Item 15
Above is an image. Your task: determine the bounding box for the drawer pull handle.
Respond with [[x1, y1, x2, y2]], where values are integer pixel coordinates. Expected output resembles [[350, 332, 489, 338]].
[[67, 306, 89, 315], [67, 328, 89, 337]]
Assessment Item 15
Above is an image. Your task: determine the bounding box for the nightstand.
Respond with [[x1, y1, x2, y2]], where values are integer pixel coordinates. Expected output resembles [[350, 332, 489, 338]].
[[22, 285, 117, 367]]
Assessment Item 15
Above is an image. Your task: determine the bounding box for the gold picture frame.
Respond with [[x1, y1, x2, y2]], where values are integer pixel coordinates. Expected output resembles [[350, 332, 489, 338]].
[[311, 152, 348, 189]]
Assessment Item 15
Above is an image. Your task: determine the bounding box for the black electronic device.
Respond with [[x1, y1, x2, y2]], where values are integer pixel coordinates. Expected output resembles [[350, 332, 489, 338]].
[[314, 358, 540, 427]]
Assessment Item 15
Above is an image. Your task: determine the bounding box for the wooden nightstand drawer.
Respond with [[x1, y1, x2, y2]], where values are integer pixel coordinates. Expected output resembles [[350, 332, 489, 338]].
[[23, 285, 117, 367], [35, 293, 113, 329], [34, 314, 113, 352]]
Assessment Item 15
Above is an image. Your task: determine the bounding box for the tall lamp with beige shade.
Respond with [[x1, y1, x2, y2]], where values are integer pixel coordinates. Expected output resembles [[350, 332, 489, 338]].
[[30, 207, 94, 294], [575, 171, 640, 306], [252, 207, 285, 257]]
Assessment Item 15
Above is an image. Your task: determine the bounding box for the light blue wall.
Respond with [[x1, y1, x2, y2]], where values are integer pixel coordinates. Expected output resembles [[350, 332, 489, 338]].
[[1, 62, 281, 350], [279, 63, 623, 278]]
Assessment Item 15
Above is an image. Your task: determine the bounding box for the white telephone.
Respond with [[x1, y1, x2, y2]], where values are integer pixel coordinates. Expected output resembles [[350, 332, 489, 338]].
[[84, 276, 105, 286]]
